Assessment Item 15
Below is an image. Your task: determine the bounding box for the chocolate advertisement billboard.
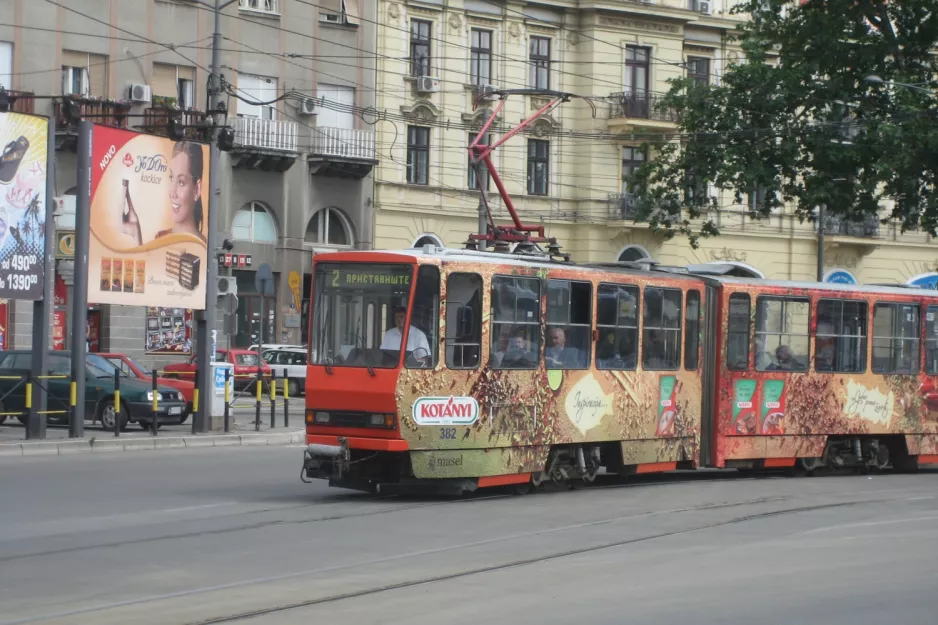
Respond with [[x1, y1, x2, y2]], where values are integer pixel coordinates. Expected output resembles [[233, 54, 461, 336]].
[[88, 125, 210, 310]]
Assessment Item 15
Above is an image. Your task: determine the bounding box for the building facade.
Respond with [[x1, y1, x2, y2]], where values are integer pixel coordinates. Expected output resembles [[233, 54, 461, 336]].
[[0, 0, 377, 367], [373, 0, 938, 287]]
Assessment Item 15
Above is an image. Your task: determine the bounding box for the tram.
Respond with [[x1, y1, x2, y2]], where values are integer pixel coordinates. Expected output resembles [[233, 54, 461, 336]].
[[301, 247, 938, 494]]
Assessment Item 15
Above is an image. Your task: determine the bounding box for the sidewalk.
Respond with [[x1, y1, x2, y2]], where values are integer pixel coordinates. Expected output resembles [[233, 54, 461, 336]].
[[0, 415, 307, 458]]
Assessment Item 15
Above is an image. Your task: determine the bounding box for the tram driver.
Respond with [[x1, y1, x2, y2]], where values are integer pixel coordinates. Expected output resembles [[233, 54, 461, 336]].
[[381, 306, 431, 363]]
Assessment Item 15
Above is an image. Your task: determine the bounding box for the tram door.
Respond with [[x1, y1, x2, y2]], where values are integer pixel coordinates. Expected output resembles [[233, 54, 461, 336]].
[[698, 283, 721, 467]]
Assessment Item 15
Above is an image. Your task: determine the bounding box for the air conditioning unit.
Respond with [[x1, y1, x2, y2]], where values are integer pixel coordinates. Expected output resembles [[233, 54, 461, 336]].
[[217, 275, 237, 296], [298, 98, 318, 115], [128, 83, 152, 103], [697, 0, 712, 14], [415, 76, 440, 93]]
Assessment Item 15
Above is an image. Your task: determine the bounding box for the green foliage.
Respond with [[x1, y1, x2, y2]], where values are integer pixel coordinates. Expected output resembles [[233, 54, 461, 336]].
[[631, 0, 938, 247]]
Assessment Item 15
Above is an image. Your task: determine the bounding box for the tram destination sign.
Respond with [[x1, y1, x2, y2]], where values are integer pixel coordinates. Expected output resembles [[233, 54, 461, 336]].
[[327, 267, 412, 288]]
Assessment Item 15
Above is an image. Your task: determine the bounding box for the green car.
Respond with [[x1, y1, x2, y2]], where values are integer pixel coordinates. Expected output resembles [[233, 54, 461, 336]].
[[0, 350, 187, 431]]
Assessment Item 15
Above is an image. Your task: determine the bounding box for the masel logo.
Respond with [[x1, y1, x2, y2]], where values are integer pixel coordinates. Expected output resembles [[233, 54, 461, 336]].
[[412, 396, 480, 426]]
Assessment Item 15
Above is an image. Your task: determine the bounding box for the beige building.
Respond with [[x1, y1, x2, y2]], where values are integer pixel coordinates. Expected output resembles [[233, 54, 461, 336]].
[[373, 0, 938, 287]]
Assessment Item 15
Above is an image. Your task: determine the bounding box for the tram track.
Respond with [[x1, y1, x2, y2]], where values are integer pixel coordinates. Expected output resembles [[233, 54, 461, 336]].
[[0, 486, 925, 625]]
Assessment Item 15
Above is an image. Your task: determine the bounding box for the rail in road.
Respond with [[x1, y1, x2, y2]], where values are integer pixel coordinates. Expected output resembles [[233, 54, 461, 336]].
[[0, 447, 935, 625]]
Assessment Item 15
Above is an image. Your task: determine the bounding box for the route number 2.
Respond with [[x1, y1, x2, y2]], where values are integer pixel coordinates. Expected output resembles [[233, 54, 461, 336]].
[[439, 427, 456, 440]]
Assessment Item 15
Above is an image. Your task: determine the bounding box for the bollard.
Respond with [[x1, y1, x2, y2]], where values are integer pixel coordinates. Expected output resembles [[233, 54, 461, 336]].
[[191, 369, 199, 435], [24, 374, 33, 440], [69, 380, 77, 431], [254, 368, 262, 432], [269, 370, 277, 429], [223, 368, 231, 433], [282, 367, 289, 428], [151, 370, 159, 437], [113, 369, 121, 437]]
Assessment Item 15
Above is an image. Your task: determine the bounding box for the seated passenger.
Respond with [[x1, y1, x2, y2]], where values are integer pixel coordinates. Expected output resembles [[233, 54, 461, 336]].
[[498, 332, 536, 368], [545, 327, 584, 368]]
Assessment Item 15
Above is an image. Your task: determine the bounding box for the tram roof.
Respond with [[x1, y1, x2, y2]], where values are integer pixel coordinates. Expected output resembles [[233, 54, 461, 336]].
[[313, 248, 937, 297]]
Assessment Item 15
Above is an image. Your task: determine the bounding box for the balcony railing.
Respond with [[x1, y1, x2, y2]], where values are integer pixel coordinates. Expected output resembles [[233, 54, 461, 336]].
[[233, 117, 298, 152], [310, 127, 376, 161], [54, 97, 130, 130], [3, 90, 35, 115], [137, 107, 207, 140], [818, 214, 881, 238], [609, 92, 678, 122], [608, 192, 646, 221]]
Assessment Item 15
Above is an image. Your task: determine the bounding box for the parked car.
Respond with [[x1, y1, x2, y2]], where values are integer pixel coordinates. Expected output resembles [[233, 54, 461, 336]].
[[96, 352, 196, 424], [254, 344, 307, 396], [0, 351, 187, 431], [162, 348, 271, 390]]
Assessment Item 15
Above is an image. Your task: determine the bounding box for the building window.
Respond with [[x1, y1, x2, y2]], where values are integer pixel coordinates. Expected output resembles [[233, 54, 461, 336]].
[[407, 126, 429, 185], [687, 57, 710, 87], [546, 280, 591, 369], [642, 287, 683, 370], [755, 297, 810, 372], [596, 283, 639, 370], [470, 29, 492, 86], [412, 234, 443, 248], [527, 139, 549, 195], [621, 147, 645, 194], [684, 290, 701, 370], [872, 302, 920, 374], [239, 0, 278, 14], [232, 201, 277, 243], [305, 207, 352, 247], [625, 46, 650, 97], [62, 50, 107, 97], [318, 0, 359, 25], [410, 19, 431, 77], [468, 132, 490, 191], [0, 42, 11, 90], [815, 299, 867, 373], [153, 63, 195, 109], [491, 276, 541, 370], [236, 73, 277, 120], [727, 293, 750, 370], [617, 245, 650, 263], [529, 36, 550, 89], [445, 273, 482, 369]]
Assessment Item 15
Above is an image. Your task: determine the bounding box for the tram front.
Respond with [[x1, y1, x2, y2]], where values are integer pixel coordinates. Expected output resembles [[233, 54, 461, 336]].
[[303, 252, 439, 492]]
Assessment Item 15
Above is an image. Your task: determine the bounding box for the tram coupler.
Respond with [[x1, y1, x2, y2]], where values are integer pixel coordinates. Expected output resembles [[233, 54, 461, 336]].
[[302, 437, 350, 481]]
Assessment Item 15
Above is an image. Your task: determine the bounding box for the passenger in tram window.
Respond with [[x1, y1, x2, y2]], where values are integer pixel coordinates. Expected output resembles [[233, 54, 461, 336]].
[[768, 344, 801, 371], [546, 327, 584, 368], [380, 306, 430, 355], [496, 330, 537, 369], [596, 331, 617, 366]]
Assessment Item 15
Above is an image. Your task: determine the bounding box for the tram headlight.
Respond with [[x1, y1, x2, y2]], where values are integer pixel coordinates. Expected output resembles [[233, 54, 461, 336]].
[[314, 411, 330, 424], [371, 413, 389, 427]]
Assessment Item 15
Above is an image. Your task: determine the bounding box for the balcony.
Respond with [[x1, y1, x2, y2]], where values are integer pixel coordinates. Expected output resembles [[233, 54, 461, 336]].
[[2, 90, 35, 115], [818, 214, 881, 238], [607, 192, 647, 223], [229, 117, 298, 172], [307, 127, 378, 178], [608, 92, 678, 133], [54, 96, 130, 150], [136, 106, 208, 141]]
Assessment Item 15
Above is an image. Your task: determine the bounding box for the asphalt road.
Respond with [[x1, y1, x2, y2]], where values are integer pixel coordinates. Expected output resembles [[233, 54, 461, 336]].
[[0, 447, 935, 625]]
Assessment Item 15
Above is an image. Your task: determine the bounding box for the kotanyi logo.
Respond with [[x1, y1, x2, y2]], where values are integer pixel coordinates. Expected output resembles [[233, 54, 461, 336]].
[[412, 396, 480, 426]]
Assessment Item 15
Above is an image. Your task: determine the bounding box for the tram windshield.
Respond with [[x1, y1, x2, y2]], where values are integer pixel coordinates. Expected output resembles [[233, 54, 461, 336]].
[[310, 263, 416, 368]]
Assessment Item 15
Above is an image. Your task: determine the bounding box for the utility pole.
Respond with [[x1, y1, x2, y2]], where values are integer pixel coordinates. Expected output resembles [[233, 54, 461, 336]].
[[816, 203, 825, 282], [70, 121, 92, 438], [192, 0, 236, 431], [475, 108, 491, 251]]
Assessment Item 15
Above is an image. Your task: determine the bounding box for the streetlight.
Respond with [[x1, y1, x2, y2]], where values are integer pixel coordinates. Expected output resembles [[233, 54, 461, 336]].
[[864, 75, 934, 95]]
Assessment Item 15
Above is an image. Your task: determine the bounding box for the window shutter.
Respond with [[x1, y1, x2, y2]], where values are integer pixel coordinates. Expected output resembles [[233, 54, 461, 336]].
[[343, 0, 359, 24], [151, 63, 177, 99], [61, 50, 87, 69], [319, 0, 342, 13], [87, 53, 107, 97]]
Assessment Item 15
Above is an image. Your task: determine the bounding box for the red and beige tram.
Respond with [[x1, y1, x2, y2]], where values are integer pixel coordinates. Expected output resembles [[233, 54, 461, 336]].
[[301, 247, 938, 494]]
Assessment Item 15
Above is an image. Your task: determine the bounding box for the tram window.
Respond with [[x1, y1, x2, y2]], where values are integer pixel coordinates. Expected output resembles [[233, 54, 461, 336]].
[[596, 283, 639, 370], [404, 265, 440, 369], [684, 290, 701, 370], [755, 297, 809, 372], [927, 306, 938, 374], [546, 280, 591, 369], [872, 302, 919, 374], [727, 293, 750, 370], [491, 276, 541, 369], [445, 273, 482, 369], [642, 287, 682, 371], [815, 299, 867, 374]]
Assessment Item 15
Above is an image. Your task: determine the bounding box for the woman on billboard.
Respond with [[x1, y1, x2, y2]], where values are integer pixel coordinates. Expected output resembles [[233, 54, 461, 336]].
[[120, 141, 206, 245]]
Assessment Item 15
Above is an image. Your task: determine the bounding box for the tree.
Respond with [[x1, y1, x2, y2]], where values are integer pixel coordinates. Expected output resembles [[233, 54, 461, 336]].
[[631, 0, 938, 247]]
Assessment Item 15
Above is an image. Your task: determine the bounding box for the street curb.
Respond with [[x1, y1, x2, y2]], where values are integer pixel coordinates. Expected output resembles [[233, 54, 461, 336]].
[[0, 430, 306, 458]]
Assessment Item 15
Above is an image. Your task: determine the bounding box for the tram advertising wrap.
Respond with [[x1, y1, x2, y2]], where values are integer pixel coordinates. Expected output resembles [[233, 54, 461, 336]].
[[0, 112, 48, 301], [87, 125, 209, 310]]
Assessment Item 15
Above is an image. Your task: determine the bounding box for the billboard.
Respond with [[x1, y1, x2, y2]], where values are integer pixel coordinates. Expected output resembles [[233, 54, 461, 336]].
[[88, 125, 209, 310], [0, 112, 48, 300]]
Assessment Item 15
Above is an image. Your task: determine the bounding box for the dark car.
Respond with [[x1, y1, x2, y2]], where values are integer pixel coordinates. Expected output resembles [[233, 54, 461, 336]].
[[0, 351, 187, 431]]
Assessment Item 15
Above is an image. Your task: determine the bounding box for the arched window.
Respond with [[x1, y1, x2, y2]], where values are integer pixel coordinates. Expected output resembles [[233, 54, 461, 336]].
[[232, 202, 277, 243], [616, 245, 651, 263], [306, 207, 352, 247], [412, 233, 443, 248]]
